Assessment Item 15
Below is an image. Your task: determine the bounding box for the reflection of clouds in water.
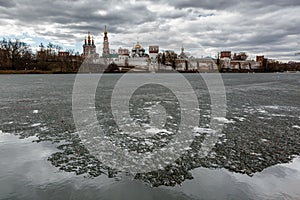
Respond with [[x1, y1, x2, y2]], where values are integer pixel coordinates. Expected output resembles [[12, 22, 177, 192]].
[[173, 157, 300, 199], [0, 133, 191, 200], [237, 159, 300, 199], [0, 134, 60, 183]]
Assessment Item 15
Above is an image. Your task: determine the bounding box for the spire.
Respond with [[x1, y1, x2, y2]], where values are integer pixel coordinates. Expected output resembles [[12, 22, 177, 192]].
[[88, 32, 91, 45], [92, 36, 94, 46], [104, 25, 108, 38]]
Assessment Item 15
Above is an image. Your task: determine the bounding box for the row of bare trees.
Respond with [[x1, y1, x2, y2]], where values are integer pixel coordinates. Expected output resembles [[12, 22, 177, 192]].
[[0, 38, 81, 71], [0, 38, 33, 70]]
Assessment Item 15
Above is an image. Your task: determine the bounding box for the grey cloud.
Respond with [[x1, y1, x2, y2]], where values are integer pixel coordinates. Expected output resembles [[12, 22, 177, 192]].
[[0, 0, 16, 8], [0, 0, 299, 61], [168, 0, 300, 10], [167, 0, 240, 10], [2, 0, 156, 29]]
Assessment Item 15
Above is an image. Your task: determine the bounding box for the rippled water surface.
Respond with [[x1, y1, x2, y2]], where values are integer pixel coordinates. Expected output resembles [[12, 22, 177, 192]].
[[0, 73, 300, 200]]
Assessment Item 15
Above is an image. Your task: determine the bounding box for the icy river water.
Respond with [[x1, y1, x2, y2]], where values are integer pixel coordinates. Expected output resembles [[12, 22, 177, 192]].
[[0, 73, 300, 200]]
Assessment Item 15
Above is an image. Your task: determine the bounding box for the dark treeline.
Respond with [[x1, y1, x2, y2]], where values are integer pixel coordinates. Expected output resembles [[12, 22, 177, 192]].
[[264, 60, 300, 72], [0, 38, 32, 70], [0, 38, 82, 73]]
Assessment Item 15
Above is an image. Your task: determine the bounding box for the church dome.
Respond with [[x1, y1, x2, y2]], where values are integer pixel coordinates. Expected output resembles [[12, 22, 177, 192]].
[[135, 42, 142, 49]]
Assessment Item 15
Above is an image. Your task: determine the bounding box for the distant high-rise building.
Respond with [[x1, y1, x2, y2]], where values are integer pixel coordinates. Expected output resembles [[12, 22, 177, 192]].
[[102, 25, 110, 58]]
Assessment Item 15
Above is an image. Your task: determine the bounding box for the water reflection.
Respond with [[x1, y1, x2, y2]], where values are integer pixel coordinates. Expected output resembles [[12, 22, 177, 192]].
[[1, 133, 300, 200]]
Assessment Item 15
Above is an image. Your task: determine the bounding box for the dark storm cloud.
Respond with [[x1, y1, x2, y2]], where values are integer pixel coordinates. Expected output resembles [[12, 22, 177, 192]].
[[168, 0, 300, 10], [0, 0, 156, 35], [168, 0, 240, 10], [0, 0, 299, 60], [0, 0, 16, 8]]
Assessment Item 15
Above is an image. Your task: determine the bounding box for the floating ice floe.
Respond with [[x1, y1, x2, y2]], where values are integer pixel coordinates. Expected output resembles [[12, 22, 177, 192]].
[[0, 130, 12, 137], [39, 126, 49, 131], [257, 108, 267, 114], [3, 121, 13, 125], [145, 127, 172, 135], [269, 113, 286, 117], [143, 139, 154, 146], [250, 152, 262, 156], [234, 117, 246, 122], [213, 117, 235, 124], [31, 123, 42, 127], [264, 106, 280, 110], [193, 127, 217, 136], [292, 125, 300, 129], [167, 116, 174, 119]]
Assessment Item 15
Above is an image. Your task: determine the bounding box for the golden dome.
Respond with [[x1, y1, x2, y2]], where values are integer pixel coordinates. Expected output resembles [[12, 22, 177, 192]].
[[135, 42, 142, 49]]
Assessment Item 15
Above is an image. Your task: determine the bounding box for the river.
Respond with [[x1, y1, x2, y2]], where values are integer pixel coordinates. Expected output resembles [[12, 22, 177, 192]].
[[0, 73, 299, 199]]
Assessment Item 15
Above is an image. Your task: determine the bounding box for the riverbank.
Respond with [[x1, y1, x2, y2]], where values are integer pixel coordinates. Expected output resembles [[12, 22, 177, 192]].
[[0, 69, 299, 74], [0, 70, 57, 74]]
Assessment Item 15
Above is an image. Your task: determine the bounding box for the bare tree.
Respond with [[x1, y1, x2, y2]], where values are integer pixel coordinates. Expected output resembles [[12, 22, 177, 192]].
[[55, 45, 62, 54], [39, 43, 44, 51], [66, 49, 74, 56], [47, 42, 54, 55], [233, 52, 248, 60], [0, 38, 31, 70]]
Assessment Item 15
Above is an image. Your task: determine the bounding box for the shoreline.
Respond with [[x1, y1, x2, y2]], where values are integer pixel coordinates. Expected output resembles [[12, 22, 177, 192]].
[[0, 69, 299, 74]]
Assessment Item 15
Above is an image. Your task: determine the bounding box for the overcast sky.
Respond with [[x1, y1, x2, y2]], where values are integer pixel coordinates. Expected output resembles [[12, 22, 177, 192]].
[[0, 0, 299, 61]]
